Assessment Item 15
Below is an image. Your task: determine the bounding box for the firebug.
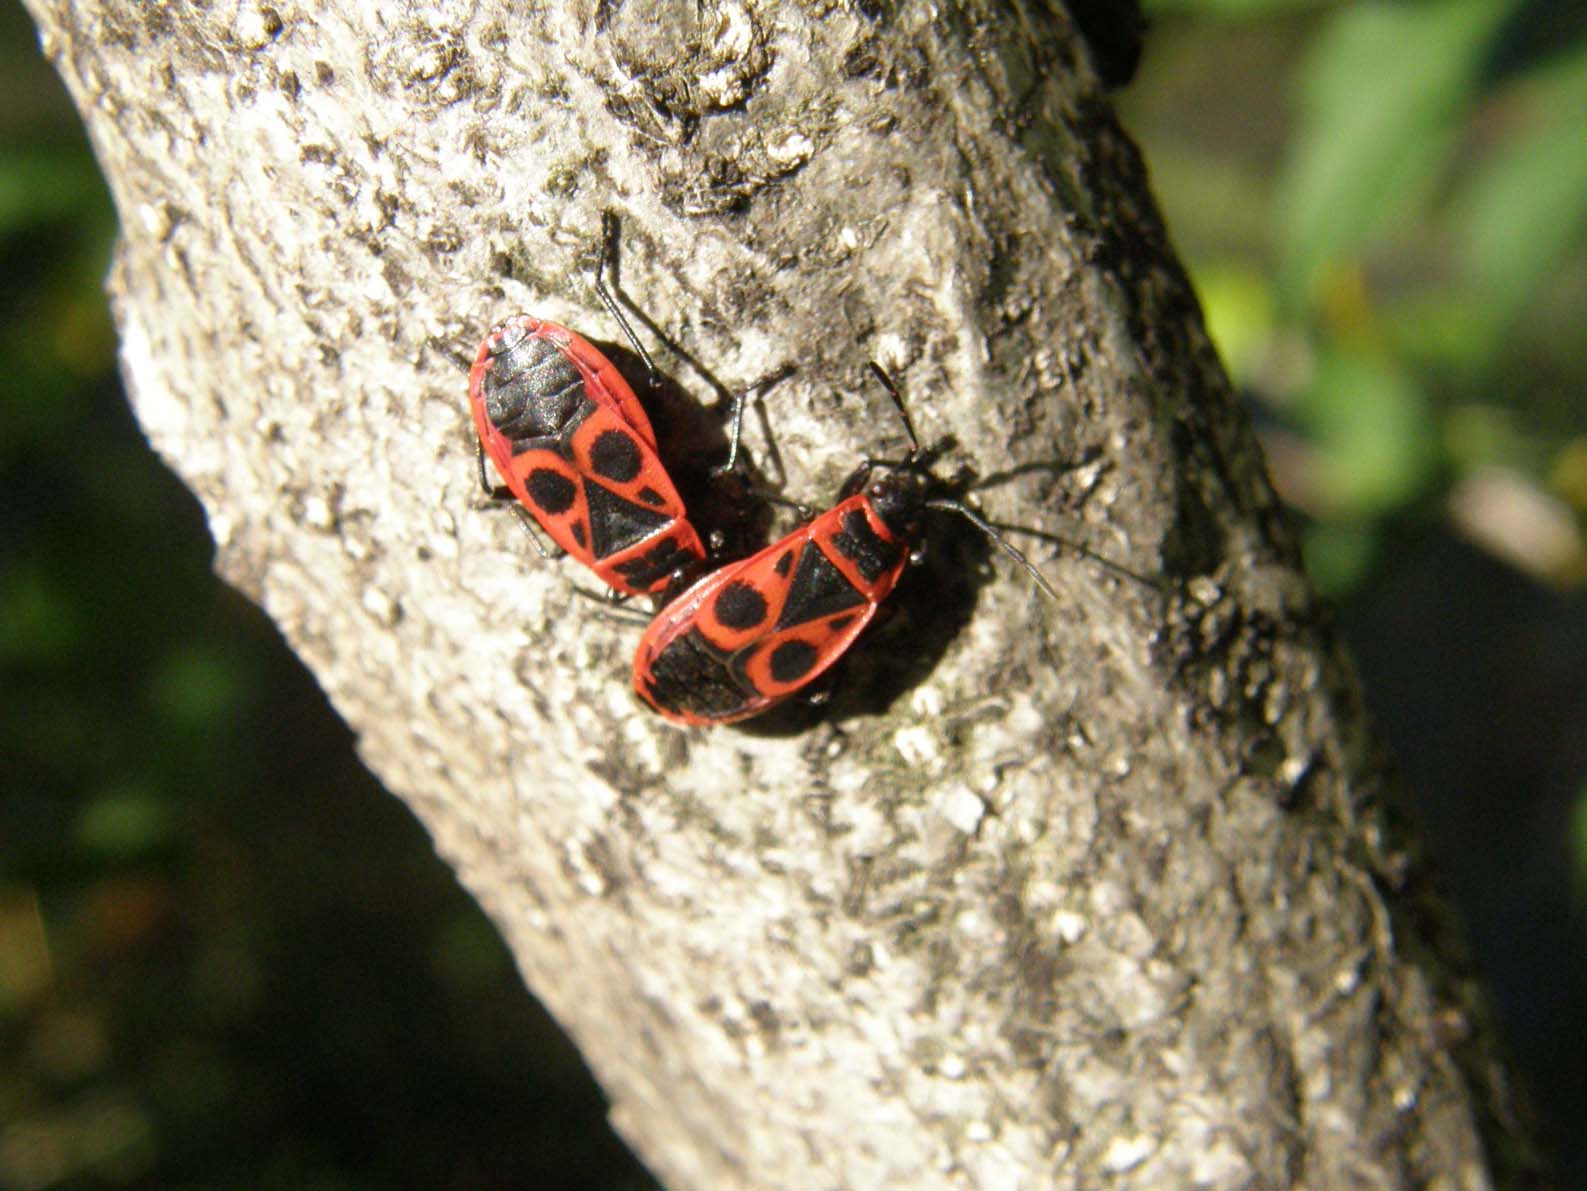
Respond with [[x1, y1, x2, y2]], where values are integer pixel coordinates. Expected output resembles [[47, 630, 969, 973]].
[[632, 365, 1066, 725], [469, 214, 721, 597]]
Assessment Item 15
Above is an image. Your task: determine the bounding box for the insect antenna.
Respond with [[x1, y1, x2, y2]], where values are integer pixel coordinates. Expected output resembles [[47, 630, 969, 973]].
[[924, 497, 1062, 603], [871, 364, 1160, 603], [995, 522, 1171, 595], [867, 362, 923, 461]]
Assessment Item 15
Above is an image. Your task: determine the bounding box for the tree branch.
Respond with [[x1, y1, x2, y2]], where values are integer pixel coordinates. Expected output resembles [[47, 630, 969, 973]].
[[26, 0, 1543, 1186]]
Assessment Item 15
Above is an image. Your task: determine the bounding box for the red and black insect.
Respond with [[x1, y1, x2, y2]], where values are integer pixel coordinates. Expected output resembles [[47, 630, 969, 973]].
[[632, 366, 1062, 726], [468, 216, 706, 597]]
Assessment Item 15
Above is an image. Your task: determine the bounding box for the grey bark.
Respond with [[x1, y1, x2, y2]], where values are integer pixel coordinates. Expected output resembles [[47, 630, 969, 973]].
[[25, 1, 1542, 1188]]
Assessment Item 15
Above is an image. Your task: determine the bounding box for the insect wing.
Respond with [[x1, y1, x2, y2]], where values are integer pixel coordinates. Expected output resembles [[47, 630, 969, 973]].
[[635, 495, 911, 724], [551, 322, 662, 450]]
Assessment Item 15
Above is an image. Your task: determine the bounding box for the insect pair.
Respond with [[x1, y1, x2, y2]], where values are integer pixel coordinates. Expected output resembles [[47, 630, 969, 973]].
[[469, 219, 1070, 726]]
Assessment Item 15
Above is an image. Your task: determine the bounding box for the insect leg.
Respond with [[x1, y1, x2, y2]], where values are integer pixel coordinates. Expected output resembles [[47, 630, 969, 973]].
[[593, 211, 661, 386], [509, 506, 567, 561]]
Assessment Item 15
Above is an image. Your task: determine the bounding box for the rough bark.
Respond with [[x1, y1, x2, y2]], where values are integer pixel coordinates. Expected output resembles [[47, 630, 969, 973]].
[[25, 1, 1543, 1188]]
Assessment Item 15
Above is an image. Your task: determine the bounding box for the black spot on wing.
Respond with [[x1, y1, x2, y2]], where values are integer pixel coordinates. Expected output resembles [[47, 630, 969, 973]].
[[589, 428, 642, 483], [767, 640, 819, 683], [527, 468, 577, 516], [714, 581, 769, 630]]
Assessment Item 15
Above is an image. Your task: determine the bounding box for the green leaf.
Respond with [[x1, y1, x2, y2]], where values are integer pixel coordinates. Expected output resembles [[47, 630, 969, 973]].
[[149, 645, 247, 731], [1381, 292, 1502, 377], [1276, 0, 1516, 306], [1303, 520, 1379, 595], [1298, 343, 1436, 515], [1443, 402, 1534, 472], [0, 560, 82, 666], [431, 915, 510, 994], [1451, 47, 1587, 331], [1191, 262, 1276, 387], [75, 784, 174, 858], [0, 143, 107, 234]]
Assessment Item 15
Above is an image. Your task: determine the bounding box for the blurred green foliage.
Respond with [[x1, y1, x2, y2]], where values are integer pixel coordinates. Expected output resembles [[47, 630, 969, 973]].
[[1136, 0, 1587, 592], [1130, 4, 1587, 1175], [0, 5, 658, 1188]]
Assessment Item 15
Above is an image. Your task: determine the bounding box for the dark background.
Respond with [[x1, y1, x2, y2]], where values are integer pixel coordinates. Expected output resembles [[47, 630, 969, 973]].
[[3, 2, 1583, 1188]]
